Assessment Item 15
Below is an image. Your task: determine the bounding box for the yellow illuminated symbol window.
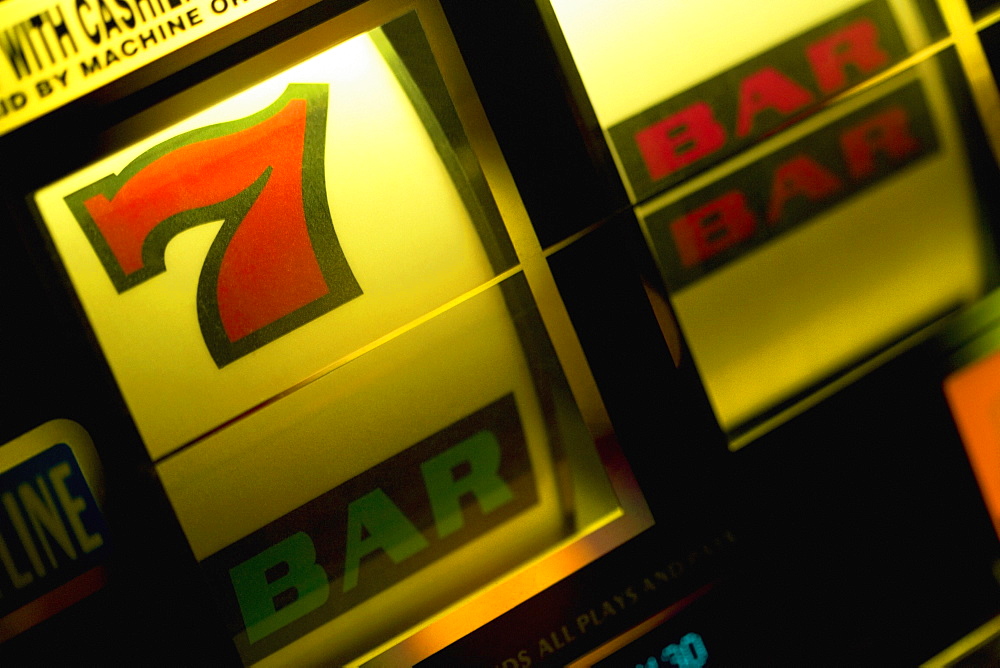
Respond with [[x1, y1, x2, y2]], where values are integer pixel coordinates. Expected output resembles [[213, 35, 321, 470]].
[[63, 84, 361, 367]]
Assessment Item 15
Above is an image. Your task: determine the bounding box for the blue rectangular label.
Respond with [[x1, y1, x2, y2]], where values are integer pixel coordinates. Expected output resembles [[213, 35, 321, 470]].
[[0, 441, 110, 617]]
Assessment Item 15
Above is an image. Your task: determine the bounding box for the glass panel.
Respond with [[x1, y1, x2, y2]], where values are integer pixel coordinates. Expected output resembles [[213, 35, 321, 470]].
[[29, 4, 649, 663], [33, 20, 515, 460], [548, 0, 999, 443], [159, 273, 618, 664], [548, 0, 940, 204], [638, 50, 994, 441]]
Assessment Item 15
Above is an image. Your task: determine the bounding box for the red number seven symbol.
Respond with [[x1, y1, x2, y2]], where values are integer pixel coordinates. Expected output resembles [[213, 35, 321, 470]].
[[64, 84, 362, 367]]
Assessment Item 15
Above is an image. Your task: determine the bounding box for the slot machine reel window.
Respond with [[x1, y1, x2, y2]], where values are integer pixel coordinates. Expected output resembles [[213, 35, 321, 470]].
[[548, 0, 939, 200], [31, 2, 650, 664], [548, 0, 997, 445]]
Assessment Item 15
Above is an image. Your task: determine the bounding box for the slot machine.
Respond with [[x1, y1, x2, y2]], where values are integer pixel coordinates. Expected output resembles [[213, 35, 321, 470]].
[[0, 0, 998, 665]]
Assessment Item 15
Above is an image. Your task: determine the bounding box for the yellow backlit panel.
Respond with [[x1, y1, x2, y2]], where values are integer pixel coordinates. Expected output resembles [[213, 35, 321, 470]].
[[548, 0, 931, 129], [34, 33, 498, 459], [550, 0, 987, 438], [643, 63, 984, 433], [32, 4, 650, 663], [157, 278, 614, 665], [159, 279, 569, 562]]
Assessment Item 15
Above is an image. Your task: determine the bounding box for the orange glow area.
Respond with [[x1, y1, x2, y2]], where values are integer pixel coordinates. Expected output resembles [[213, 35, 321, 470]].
[[945, 350, 1000, 541]]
